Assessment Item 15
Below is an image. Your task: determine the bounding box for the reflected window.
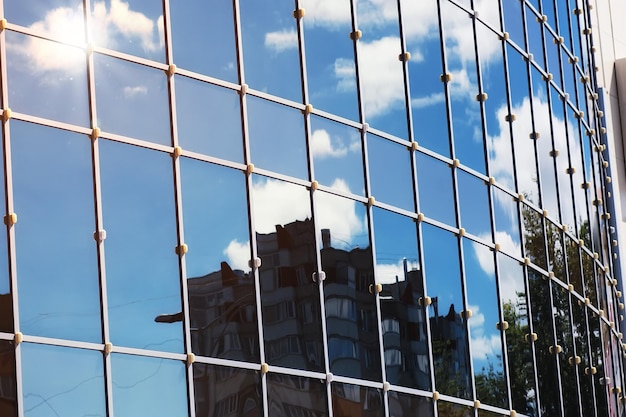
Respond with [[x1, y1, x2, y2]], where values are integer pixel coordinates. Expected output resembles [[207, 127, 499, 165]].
[[331, 383, 383, 416], [267, 374, 327, 417]]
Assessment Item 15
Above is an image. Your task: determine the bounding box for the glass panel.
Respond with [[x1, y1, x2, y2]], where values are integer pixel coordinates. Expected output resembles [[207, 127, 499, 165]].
[[437, 401, 472, 417], [442, 2, 485, 174], [4, 0, 83, 28], [492, 188, 521, 258], [372, 207, 429, 390], [521, 206, 547, 271], [12, 122, 100, 342], [111, 353, 188, 417], [21, 343, 105, 417], [94, 54, 171, 145], [170, 0, 237, 82], [499, 254, 537, 416], [402, 0, 450, 157], [568, 108, 589, 240], [507, 44, 540, 205], [315, 191, 379, 381], [551, 96, 575, 229], [181, 158, 258, 362], [266, 374, 327, 417], [0, 340, 16, 417], [100, 141, 182, 353], [356, 2, 407, 139], [525, 7, 545, 68], [457, 170, 491, 238], [464, 240, 506, 409], [310, 115, 364, 195], [416, 153, 456, 226], [572, 303, 594, 417], [90, 0, 165, 62], [582, 252, 597, 307], [0, 125, 9, 334], [588, 316, 608, 417], [331, 383, 383, 417], [175, 76, 243, 163], [422, 224, 471, 399], [546, 36, 563, 89], [387, 392, 433, 417], [551, 286, 580, 417], [502, 0, 525, 49], [564, 235, 583, 294], [247, 96, 307, 180], [251, 175, 323, 372], [6, 32, 88, 126], [367, 135, 414, 211], [193, 363, 262, 417], [239, 1, 301, 102], [301, 0, 358, 121], [528, 270, 561, 416]]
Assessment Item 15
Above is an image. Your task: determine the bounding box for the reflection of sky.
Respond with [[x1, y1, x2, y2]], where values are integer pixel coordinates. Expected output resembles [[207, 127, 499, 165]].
[[2, 0, 613, 413]]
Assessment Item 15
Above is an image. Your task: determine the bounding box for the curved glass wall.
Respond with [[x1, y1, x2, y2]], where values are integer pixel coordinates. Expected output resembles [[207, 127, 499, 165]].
[[0, 1, 623, 416]]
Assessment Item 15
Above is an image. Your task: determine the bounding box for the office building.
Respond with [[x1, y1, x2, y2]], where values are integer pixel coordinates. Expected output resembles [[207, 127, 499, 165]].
[[0, 0, 625, 416]]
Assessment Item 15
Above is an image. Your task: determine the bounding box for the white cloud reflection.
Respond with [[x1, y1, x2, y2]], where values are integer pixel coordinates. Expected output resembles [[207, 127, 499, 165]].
[[264, 29, 298, 52], [311, 129, 349, 158]]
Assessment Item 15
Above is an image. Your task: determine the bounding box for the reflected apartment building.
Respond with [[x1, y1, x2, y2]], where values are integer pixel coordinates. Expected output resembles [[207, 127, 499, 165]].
[[0, 1, 626, 417]]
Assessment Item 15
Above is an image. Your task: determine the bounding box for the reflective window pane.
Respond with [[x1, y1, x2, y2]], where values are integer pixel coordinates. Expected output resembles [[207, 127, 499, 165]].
[[422, 224, 471, 399], [21, 343, 105, 417], [367, 135, 414, 211], [12, 122, 100, 342], [170, 0, 238, 82], [175, 77, 243, 163], [4, 0, 84, 29], [267, 374, 327, 417], [90, 0, 165, 62], [247, 96, 307, 180], [251, 176, 323, 372], [6, 32, 88, 126], [416, 153, 456, 226], [193, 363, 261, 417], [457, 171, 491, 238], [0, 340, 17, 417], [315, 191, 380, 381], [111, 353, 188, 417], [0, 124, 10, 333], [240, 1, 301, 102], [181, 158, 258, 362], [373, 207, 429, 390], [94, 54, 171, 145], [310, 115, 364, 195], [331, 383, 383, 417], [387, 392, 433, 417], [100, 141, 182, 352]]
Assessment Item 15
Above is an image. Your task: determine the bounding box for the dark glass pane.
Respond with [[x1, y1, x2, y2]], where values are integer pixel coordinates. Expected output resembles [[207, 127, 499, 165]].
[[457, 171, 491, 237], [528, 270, 561, 417], [181, 158, 258, 362], [175, 77, 243, 163], [21, 343, 105, 417], [521, 206, 547, 271], [416, 153, 456, 226], [572, 303, 594, 417], [372, 207, 429, 390], [310, 115, 364, 195], [170, 0, 238, 82], [302, 0, 358, 121], [367, 135, 414, 211], [387, 392, 433, 417], [437, 401, 472, 417], [315, 191, 380, 381], [90, 0, 165, 62], [193, 363, 261, 417], [499, 254, 537, 416], [6, 32, 88, 126], [464, 240, 506, 409], [240, 0, 301, 102], [0, 340, 16, 417], [111, 353, 188, 417], [0, 124, 9, 333], [94, 54, 171, 145], [100, 141, 182, 352], [247, 96, 307, 180], [251, 176, 323, 372], [588, 316, 607, 416], [331, 383, 383, 417], [267, 374, 327, 417], [12, 121, 100, 342], [422, 224, 471, 399]]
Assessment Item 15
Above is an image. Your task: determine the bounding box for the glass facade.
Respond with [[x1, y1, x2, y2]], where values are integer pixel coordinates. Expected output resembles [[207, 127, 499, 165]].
[[0, 1, 623, 417]]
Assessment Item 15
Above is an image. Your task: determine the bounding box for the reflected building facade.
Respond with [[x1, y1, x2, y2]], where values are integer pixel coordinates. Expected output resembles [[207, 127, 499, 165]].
[[0, 1, 625, 417]]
